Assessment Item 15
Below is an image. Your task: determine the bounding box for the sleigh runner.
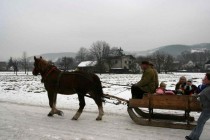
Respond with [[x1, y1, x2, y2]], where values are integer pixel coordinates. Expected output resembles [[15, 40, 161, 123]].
[[101, 93, 202, 130]]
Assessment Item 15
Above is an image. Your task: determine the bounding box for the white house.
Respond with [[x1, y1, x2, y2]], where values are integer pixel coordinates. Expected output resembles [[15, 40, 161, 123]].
[[104, 55, 137, 73], [184, 61, 195, 68]]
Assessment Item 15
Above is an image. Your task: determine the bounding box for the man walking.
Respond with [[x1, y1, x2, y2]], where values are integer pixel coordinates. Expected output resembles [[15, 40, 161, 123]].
[[186, 73, 210, 140]]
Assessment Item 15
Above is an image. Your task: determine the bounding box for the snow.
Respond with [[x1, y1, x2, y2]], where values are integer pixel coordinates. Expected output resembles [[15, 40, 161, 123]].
[[191, 48, 207, 53], [0, 72, 210, 140], [78, 61, 97, 67]]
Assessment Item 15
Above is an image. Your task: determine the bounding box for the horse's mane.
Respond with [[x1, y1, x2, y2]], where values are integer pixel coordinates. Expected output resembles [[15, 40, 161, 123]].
[[38, 59, 52, 71]]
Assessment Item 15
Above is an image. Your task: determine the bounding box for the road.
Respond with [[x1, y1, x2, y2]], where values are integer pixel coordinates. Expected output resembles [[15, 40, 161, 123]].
[[0, 101, 210, 140]]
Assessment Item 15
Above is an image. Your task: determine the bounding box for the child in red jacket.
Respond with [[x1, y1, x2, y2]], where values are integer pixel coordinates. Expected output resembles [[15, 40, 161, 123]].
[[156, 82, 174, 95]]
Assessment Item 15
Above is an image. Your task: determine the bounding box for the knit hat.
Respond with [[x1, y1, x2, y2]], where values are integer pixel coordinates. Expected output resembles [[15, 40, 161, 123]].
[[187, 79, 193, 83]]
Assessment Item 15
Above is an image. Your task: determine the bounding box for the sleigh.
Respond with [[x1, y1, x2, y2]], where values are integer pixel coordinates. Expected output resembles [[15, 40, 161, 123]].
[[127, 94, 202, 130], [33, 56, 202, 129]]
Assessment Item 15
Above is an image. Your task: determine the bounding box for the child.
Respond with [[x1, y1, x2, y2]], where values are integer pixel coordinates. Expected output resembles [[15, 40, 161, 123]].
[[156, 82, 175, 95], [197, 79, 207, 93], [175, 76, 187, 95], [184, 79, 197, 95]]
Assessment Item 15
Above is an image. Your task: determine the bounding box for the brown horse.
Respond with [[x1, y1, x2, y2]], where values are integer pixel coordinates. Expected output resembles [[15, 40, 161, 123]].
[[32, 56, 104, 120]]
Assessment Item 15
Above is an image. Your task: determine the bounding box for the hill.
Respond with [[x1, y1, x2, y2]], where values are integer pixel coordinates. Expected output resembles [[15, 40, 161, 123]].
[[135, 43, 210, 57], [29, 52, 76, 62]]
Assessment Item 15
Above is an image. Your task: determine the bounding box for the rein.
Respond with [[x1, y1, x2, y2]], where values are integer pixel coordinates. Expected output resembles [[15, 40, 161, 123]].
[[101, 81, 132, 87], [41, 66, 57, 83]]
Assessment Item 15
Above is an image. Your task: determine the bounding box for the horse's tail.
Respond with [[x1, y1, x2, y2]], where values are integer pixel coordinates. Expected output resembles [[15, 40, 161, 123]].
[[92, 73, 104, 97]]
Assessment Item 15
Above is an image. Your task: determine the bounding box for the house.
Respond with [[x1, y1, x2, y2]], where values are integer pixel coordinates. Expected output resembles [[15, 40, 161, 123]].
[[185, 61, 195, 68], [77, 61, 97, 72], [205, 60, 210, 71], [104, 55, 137, 73], [0, 62, 7, 71]]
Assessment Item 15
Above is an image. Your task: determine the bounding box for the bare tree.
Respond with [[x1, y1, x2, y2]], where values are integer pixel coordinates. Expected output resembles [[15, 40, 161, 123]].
[[104, 57, 114, 73], [21, 52, 29, 74], [152, 51, 165, 73], [162, 54, 174, 73], [136, 56, 146, 64], [110, 47, 119, 56], [56, 57, 75, 71], [177, 50, 210, 71], [86, 53, 95, 61], [76, 47, 89, 62], [13, 58, 19, 75], [7, 57, 14, 70], [90, 41, 110, 73], [90, 41, 110, 60], [150, 51, 175, 73]]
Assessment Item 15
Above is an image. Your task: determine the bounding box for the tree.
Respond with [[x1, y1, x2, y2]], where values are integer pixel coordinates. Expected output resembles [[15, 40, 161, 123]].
[[162, 54, 174, 73], [90, 41, 110, 60], [109, 47, 124, 56], [86, 53, 95, 61], [150, 51, 174, 73], [177, 50, 210, 71], [56, 57, 75, 71], [152, 51, 165, 73], [90, 41, 111, 73], [104, 57, 114, 73], [76, 47, 89, 63], [13, 59, 19, 75], [7, 57, 19, 75], [21, 52, 29, 74], [7, 57, 14, 70]]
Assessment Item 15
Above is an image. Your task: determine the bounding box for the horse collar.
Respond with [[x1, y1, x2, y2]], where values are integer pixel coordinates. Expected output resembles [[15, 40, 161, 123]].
[[41, 67, 57, 83]]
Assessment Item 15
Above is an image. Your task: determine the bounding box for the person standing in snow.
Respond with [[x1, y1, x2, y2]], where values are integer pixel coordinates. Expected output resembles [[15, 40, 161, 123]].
[[185, 73, 210, 140], [131, 61, 156, 99]]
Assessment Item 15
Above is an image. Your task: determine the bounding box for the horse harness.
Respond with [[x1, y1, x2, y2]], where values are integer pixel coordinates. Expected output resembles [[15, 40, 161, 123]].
[[42, 66, 96, 93], [41, 66, 58, 83]]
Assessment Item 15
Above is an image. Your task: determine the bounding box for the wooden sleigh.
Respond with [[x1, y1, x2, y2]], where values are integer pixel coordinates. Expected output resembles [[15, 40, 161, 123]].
[[127, 94, 202, 130]]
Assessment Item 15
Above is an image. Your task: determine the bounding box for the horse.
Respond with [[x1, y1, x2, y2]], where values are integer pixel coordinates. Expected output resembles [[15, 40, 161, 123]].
[[32, 56, 104, 120]]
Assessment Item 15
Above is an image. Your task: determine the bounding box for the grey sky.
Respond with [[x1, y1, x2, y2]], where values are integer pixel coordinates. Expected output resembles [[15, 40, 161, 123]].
[[0, 0, 210, 61]]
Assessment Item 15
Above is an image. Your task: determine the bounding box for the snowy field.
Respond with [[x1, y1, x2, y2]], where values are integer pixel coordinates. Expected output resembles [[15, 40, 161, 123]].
[[0, 72, 210, 140]]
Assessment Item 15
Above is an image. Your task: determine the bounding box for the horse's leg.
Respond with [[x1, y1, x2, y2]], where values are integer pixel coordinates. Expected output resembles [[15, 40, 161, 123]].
[[52, 92, 64, 116], [94, 95, 104, 121], [47, 92, 63, 117], [72, 93, 86, 120], [47, 91, 54, 116]]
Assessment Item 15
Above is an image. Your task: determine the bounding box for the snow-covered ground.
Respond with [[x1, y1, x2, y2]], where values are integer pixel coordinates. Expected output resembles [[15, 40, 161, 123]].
[[0, 72, 210, 140]]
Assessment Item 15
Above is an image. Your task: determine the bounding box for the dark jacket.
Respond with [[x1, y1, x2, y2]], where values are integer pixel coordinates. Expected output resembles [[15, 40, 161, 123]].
[[184, 84, 197, 95], [197, 84, 207, 93], [175, 83, 186, 94], [152, 68, 159, 89], [199, 85, 210, 111]]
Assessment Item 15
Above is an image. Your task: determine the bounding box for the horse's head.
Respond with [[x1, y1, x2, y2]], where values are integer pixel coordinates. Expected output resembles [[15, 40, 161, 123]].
[[33, 56, 49, 76]]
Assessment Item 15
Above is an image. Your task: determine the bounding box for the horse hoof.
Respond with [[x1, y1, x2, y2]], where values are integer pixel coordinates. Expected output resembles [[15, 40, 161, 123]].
[[72, 117, 78, 120], [48, 113, 53, 117], [58, 111, 64, 116], [96, 117, 102, 121]]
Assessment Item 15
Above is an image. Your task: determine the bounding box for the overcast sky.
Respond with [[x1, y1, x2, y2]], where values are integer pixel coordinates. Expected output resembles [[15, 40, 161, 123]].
[[0, 0, 210, 60]]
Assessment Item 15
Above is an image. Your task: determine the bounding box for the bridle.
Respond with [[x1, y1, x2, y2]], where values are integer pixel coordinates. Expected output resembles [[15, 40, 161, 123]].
[[33, 59, 58, 83]]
